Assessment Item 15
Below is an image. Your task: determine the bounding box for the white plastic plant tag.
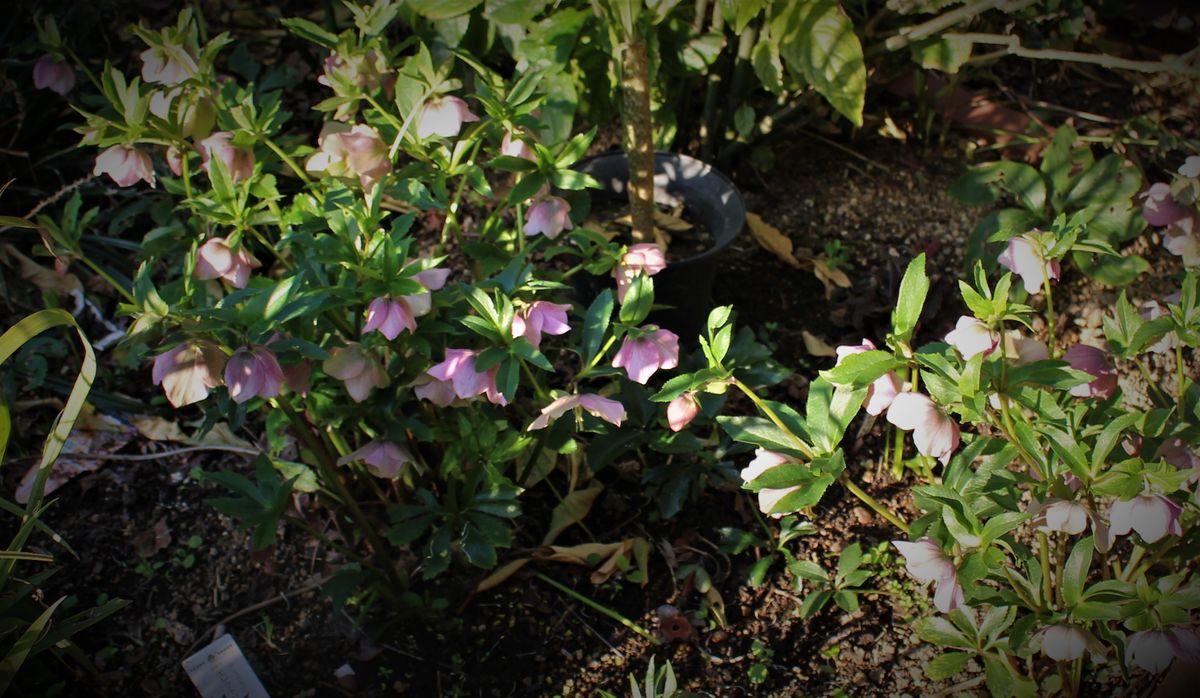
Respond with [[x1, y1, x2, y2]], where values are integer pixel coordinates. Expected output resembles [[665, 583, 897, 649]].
[[182, 633, 270, 698]]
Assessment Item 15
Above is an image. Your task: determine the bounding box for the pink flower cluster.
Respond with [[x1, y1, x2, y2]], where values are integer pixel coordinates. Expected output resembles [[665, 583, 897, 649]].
[[361, 268, 450, 340], [196, 236, 262, 289], [337, 439, 414, 479], [612, 326, 679, 384], [419, 348, 507, 406], [511, 301, 571, 349], [613, 244, 667, 303], [527, 394, 625, 431], [1141, 158, 1200, 266]]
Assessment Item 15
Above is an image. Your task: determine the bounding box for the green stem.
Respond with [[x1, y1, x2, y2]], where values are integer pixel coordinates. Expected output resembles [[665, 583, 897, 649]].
[[77, 254, 135, 304], [1176, 342, 1187, 412], [1038, 532, 1054, 610], [575, 336, 618, 381], [534, 572, 660, 644], [840, 473, 910, 534], [1043, 276, 1057, 358], [276, 401, 397, 578], [63, 46, 102, 93], [260, 137, 310, 183], [730, 377, 816, 459]]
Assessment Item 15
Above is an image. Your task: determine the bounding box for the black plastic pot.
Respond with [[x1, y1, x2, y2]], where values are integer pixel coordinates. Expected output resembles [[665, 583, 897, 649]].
[[572, 151, 745, 340]]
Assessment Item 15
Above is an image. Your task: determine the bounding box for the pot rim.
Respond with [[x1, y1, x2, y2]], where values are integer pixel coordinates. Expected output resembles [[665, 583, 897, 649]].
[[572, 150, 745, 269]]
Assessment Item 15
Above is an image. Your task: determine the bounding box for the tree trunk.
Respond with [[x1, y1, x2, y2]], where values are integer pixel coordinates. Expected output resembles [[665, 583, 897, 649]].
[[621, 36, 655, 244]]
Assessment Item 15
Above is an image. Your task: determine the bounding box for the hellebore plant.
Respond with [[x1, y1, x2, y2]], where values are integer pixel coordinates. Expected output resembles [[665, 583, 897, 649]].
[[47, 5, 786, 620], [668, 247, 1200, 692]]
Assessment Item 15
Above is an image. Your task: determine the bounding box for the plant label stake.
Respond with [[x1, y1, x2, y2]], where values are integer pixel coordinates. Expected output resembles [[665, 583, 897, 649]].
[[183, 633, 270, 698]]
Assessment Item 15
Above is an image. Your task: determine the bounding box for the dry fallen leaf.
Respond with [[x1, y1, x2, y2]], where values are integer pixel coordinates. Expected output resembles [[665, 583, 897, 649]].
[[476, 559, 530, 593], [813, 257, 852, 299], [132, 518, 172, 558], [801, 330, 838, 358], [540, 537, 650, 585], [543, 480, 604, 545], [191, 422, 254, 449], [132, 416, 189, 442], [746, 212, 802, 268], [0, 243, 82, 296], [17, 410, 134, 503]]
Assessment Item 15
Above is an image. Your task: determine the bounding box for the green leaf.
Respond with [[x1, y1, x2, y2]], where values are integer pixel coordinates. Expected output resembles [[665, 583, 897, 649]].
[[772, 0, 865, 126], [805, 378, 864, 454], [0, 597, 63, 690], [751, 38, 784, 95], [718, 416, 807, 458], [925, 651, 970, 681], [681, 32, 726, 72], [1039, 425, 1091, 481], [820, 350, 899, 387], [892, 253, 929, 344], [619, 274, 654, 325], [910, 35, 972, 74], [582, 289, 614, 366], [405, 0, 483, 20], [1073, 250, 1148, 286], [1062, 536, 1093, 608], [789, 559, 829, 583], [768, 473, 836, 514], [915, 616, 973, 648]]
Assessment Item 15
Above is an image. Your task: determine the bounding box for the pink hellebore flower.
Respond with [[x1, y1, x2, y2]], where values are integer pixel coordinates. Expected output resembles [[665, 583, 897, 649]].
[[667, 392, 701, 432], [527, 394, 626, 431], [740, 449, 802, 518], [1128, 627, 1200, 674], [140, 44, 199, 85], [1141, 183, 1189, 227], [1040, 624, 1102, 662], [1162, 214, 1200, 267], [33, 55, 75, 95], [224, 345, 285, 404], [93, 145, 156, 188], [1064, 344, 1118, 399], [165, 146, 184, 177], [511, 301, 571, 349], [152, 340, 226, 408], [337, 439, 414, 479], [282, 361, 311, 397], [323, 343, 390, 403], [197, 132, 254, 183], [361, 268, 449, 340], [1109, 492, 1182, 544], [1157, 438, 1200, 478], [1035, 499, 1089, 535], [413, 375, 457, 407], [944, 316, 999, 359], [892, 538, 964, 613], [426, 348, 507, 406], [523, 196, 574, 239], [886, 392, 961, 465], [305, 122, 390, 190], [612, 326, 680, 385], [416, 96, 479, 140], [363, 297, 417, 340], [1181, 156, 1200, 178], [998, 234, 1061, 295], [834, 339, 901, 416], [195, 236, 262, 289], [1003, 330, 1050, 364], [1140, 298, 1180, 354], [500, 131, 536, 161], [614, 243, 668, 303]]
